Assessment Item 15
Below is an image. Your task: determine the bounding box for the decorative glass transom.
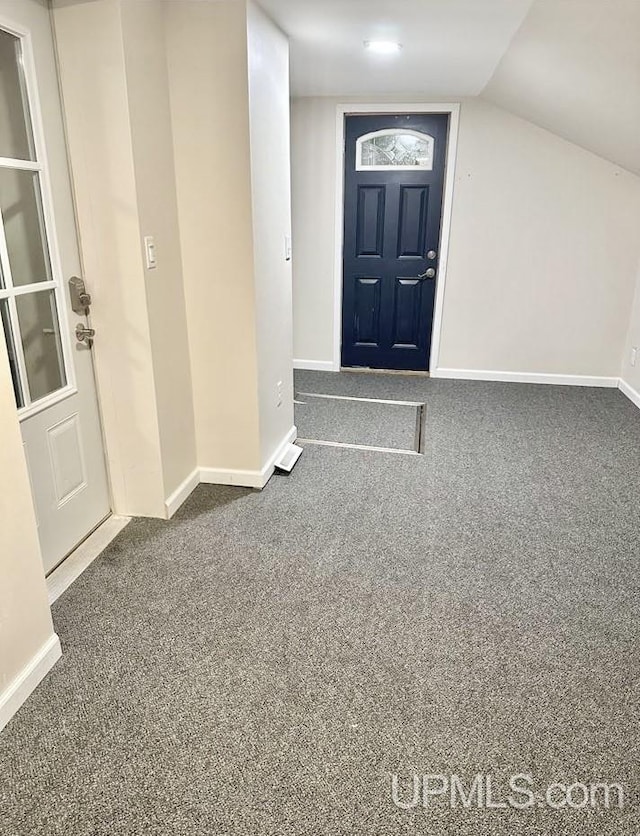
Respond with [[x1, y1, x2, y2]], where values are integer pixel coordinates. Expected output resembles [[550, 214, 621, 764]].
[[356, 129, 434, 171]]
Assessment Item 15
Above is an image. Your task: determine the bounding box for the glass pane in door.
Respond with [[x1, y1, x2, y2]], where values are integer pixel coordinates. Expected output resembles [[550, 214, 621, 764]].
[[0, 299, 24, 407], [15, 290, 66, 401], [0, 29, 35, 161], [0, 168, 52, 286]]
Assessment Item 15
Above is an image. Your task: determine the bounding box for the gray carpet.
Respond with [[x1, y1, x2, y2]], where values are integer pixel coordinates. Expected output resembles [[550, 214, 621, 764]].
[[295, 392, 420, 450], [2, 370, 640, 835]]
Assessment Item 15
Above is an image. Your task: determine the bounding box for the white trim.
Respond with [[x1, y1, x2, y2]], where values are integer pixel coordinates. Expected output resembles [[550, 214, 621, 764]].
[[165, 469, 200, 519], [17, 383, 78, 422], [0, 157, 40, 171], [429, 109, 459, 374], [0, 633, 61, 733], [199, 426, 298, 490], [293, 359, 337, 372], [619, 377, 640, 409], [333, 102, 460, 374], [199, 466, 266, 490], [46, 514, 130, 604], [432, 368, 620, 388]]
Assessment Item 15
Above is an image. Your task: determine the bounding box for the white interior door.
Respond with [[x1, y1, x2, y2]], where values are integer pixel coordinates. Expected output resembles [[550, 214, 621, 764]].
[[0, 5, 110, 574]]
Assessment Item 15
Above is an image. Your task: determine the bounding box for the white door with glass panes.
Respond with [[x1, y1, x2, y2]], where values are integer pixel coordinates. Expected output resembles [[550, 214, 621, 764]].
[[0, 6, 110, 574]]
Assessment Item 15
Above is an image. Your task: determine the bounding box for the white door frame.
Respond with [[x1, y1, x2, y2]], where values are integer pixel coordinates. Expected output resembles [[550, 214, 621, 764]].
[[333, 103, 460, 374]]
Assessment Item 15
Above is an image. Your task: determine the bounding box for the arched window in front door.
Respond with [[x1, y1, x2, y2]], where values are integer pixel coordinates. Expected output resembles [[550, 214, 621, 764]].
[[356, 129, 435, 171]]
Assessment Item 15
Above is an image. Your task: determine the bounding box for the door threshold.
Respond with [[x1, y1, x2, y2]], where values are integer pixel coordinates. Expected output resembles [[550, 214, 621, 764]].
[[46, 515, 131, 605], [340, 367, 430, 377]]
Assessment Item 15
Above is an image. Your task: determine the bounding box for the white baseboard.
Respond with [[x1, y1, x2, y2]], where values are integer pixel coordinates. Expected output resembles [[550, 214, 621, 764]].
[[0, 634, 61, 733], [619, 378, 640, 410], [165, 468, 200, 519], [293, 359, 337, 372], [199, 466, 267, 489], [432, 368, 620, 388], [260, 425, 298, 486], [200, 426, 298, 490], [47, 515, 130, 604]]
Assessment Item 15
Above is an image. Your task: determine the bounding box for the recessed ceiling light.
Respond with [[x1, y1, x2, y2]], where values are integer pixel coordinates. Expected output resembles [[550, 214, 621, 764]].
[[364, 41, 403, 55]]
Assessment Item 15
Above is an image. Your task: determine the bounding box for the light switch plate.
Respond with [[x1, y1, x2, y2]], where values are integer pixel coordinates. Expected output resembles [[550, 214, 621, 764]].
[[144, 236, 157, 270]]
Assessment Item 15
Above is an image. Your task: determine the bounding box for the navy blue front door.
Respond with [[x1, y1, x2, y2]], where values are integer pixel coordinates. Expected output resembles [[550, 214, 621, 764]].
[[341, 114, 449, 371]]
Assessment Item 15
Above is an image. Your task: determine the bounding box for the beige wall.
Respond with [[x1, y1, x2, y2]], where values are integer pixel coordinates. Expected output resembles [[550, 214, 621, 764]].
[[120, 0, 197, 498], [165, 0, 260, 472], [52, 0, 196, 513], [0, 343, 57, 720], [291, 96, 640, 378], [247, 1, 294, 462], [53, 0, 166, 516], [622, 257, 640, 394], [165, 0, 294, 475]]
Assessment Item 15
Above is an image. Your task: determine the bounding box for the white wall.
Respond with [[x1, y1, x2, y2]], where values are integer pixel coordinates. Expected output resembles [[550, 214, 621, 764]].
[[247, 1, 295, 462], [483, 0, 640, 176], [439, 99, 640, 377], [291, 96, 640, 379], [621, 257, 640, 397], [291, 97, 337, 365]]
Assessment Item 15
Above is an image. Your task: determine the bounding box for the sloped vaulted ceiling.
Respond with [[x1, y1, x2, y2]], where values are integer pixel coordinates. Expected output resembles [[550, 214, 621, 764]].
[[259, 0, 536, 98], [260, 0, 639, 174], [482, 0, 640, 175]]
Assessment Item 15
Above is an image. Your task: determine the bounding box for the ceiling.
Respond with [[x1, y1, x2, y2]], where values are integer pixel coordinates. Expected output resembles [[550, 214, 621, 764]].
[[258, 0, 536, 98], [260, 0, 640, 174], [482, 0, 640, 175]]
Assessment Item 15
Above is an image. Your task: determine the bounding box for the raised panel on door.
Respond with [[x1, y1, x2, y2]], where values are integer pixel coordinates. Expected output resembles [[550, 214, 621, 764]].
[[397, 185, 429, 259], [391, 278, 423, 349], [353, 277, 382, 346], [355, 185, 385, 257]]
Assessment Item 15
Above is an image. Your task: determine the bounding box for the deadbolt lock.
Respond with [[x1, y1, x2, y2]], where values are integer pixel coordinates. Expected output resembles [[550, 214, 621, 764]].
[[69, 276, 92, 315], [427, 250, 437, 260]]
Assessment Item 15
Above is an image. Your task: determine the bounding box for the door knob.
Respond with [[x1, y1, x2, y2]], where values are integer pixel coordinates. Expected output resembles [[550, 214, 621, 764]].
[[75, 324, 96, 345], [418, 268, 436, 280]]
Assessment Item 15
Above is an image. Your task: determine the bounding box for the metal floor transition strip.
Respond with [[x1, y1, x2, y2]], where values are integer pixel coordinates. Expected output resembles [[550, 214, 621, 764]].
[[296, 438, 422, 456], [295, 392, 427, 455]]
